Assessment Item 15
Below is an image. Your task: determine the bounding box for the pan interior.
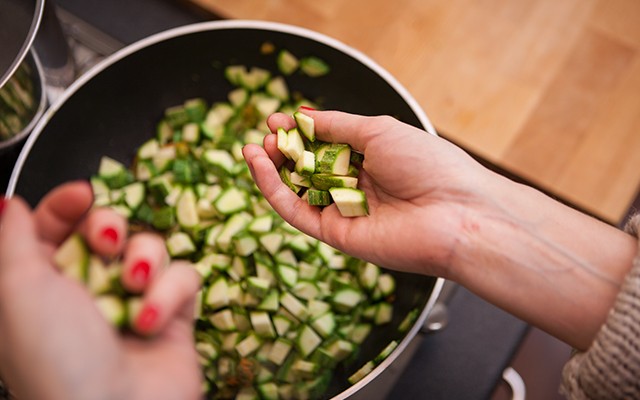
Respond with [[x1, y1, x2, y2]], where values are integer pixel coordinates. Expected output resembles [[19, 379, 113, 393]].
[[11, 25, 440, 398]]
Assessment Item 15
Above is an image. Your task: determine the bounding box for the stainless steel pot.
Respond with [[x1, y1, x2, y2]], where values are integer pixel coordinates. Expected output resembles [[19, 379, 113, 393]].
[[0, 0, 47, 153]]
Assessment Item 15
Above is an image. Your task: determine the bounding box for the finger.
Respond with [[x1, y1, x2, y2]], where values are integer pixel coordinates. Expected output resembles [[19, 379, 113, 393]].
[[243, 144, 323, 239], [82, 207, 127, 257], [33, 181, 93, 245], [132, 262, 201, 336], [0, 197, 47, 275], [121, 233, 168, 293], [262, 133, 286, 166], [296, 109, 386, 153], [266, 112, 296, 134]]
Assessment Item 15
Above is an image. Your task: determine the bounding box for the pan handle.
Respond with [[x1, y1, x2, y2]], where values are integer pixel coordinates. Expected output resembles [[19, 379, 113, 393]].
[[502, 367, 526, 400]]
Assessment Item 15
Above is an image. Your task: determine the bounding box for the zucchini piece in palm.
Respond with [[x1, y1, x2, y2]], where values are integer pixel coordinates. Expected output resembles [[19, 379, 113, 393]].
[[329, 187, 369, 217], [316, 144, 351, 175], [307, 189, 331, 206], [310, 174, 358, 191], [295, 150, 315, 177], [293, 111, 315, 142]]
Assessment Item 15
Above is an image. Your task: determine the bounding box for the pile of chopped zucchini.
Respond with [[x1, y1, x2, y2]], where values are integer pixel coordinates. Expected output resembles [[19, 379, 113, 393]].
[[54, 46, 409, 399], [276, 112, 369, 217], [0, 62, 38, 140]]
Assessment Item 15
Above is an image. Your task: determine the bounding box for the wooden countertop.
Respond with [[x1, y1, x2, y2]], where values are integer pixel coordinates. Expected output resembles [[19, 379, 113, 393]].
[[189, 0, 640, 224]]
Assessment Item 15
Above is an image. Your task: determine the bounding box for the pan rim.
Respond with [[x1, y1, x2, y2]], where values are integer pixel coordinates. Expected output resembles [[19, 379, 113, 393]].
[[6, 19, 444, 399]]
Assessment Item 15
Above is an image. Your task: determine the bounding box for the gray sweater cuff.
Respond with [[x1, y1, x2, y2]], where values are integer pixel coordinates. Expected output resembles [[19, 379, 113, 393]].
[[560, 214, 640, 399]]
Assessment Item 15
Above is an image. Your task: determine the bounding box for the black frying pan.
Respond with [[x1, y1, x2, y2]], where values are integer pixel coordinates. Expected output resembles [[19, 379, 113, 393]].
[[8, 21, 443, 399]]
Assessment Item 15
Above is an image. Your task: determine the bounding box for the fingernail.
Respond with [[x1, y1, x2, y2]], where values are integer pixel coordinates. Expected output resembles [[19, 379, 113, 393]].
[[299, 106, 315, 111], [130, 260, 151, 285], [135, 304, 159, 333], [0, 196, 6, 218], [101, 227, 118, 244]]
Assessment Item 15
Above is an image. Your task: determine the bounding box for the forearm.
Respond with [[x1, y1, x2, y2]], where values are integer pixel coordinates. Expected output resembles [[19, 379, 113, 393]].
[[449, 174, 637, 350]]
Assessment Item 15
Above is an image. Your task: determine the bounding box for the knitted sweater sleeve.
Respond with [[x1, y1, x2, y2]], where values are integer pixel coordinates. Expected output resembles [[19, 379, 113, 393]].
[[560, 214, 640, 399]]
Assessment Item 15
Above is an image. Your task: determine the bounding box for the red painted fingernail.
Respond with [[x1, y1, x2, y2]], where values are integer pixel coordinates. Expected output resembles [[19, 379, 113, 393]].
[[0, 196, 6, 218], [135, 304, 159, 333], [101, 227, 118, 244], [130, 260, 151, 285], [299, 106, 315, 111]]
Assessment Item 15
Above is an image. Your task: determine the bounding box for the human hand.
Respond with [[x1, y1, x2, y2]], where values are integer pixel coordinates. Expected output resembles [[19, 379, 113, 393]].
[[0, 182, 201, 400], [243, 109, 498, 277]]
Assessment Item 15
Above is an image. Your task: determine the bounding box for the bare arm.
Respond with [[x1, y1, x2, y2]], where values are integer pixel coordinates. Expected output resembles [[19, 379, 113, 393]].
[[243, 109, 637, 350]]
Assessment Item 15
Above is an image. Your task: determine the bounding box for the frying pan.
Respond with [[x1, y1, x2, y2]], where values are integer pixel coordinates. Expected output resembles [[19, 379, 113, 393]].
[[7, 20, 444, 399]]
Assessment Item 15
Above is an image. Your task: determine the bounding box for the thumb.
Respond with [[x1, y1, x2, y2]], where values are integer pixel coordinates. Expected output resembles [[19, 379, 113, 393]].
[[0, 197, 47, 276]]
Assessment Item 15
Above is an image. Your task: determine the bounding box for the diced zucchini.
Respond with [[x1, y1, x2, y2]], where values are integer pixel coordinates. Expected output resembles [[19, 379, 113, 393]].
[[277, 50, 299, 75], [374, 340, 398, 364], [268, 337, 293, 366], [348, 361, 375, 385], [300, 56, 330, 77], [316, 144, 351, 175], [279, 166, 301, 194], [176, 188, 200, 228], [293, 111, 315, 142], [235, 333, 262, 357], [95, 295, 127, 327], [184, 98, 207, 122], [266, 76, 289, 101], [359, 262, 380, 291], [285, 128, 305, 162], [202, 149, 235, 176], [310, 174, 358, 191], [329, 187, 369, 217], [214, 187, 248, 215], [166, 232, 196, 257], [307, 189, 331, 206], [311, 312, 336, 338], [209, 309, 237, 331], [250, 311, 276, 338], [332, 287, 363, 312], [280, 292, 307, 321], [248, 214, 274, 234], [137, 138, 160, 159], [295, 150, 315, 177], [297, 325, 322, 357], [206, 277, 230, 310], [375, 302, 393, 325], [53, 233, 89, 283]]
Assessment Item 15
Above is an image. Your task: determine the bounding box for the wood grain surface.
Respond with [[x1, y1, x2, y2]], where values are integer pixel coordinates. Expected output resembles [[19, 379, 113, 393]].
[[188, 0, 640, 224]]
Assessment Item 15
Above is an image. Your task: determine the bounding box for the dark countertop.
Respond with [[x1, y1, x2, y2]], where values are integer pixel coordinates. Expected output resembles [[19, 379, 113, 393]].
[[0, 1, 530, 398]]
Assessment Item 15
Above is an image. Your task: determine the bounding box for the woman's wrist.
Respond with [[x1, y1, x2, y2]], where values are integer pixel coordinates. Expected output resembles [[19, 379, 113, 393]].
[[447, 173, 637, 349]]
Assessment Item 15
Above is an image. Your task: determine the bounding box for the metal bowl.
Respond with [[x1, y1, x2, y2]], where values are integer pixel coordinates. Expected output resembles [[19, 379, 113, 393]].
[[8, 20, 443, 399], [0, 50, 47, 153]]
